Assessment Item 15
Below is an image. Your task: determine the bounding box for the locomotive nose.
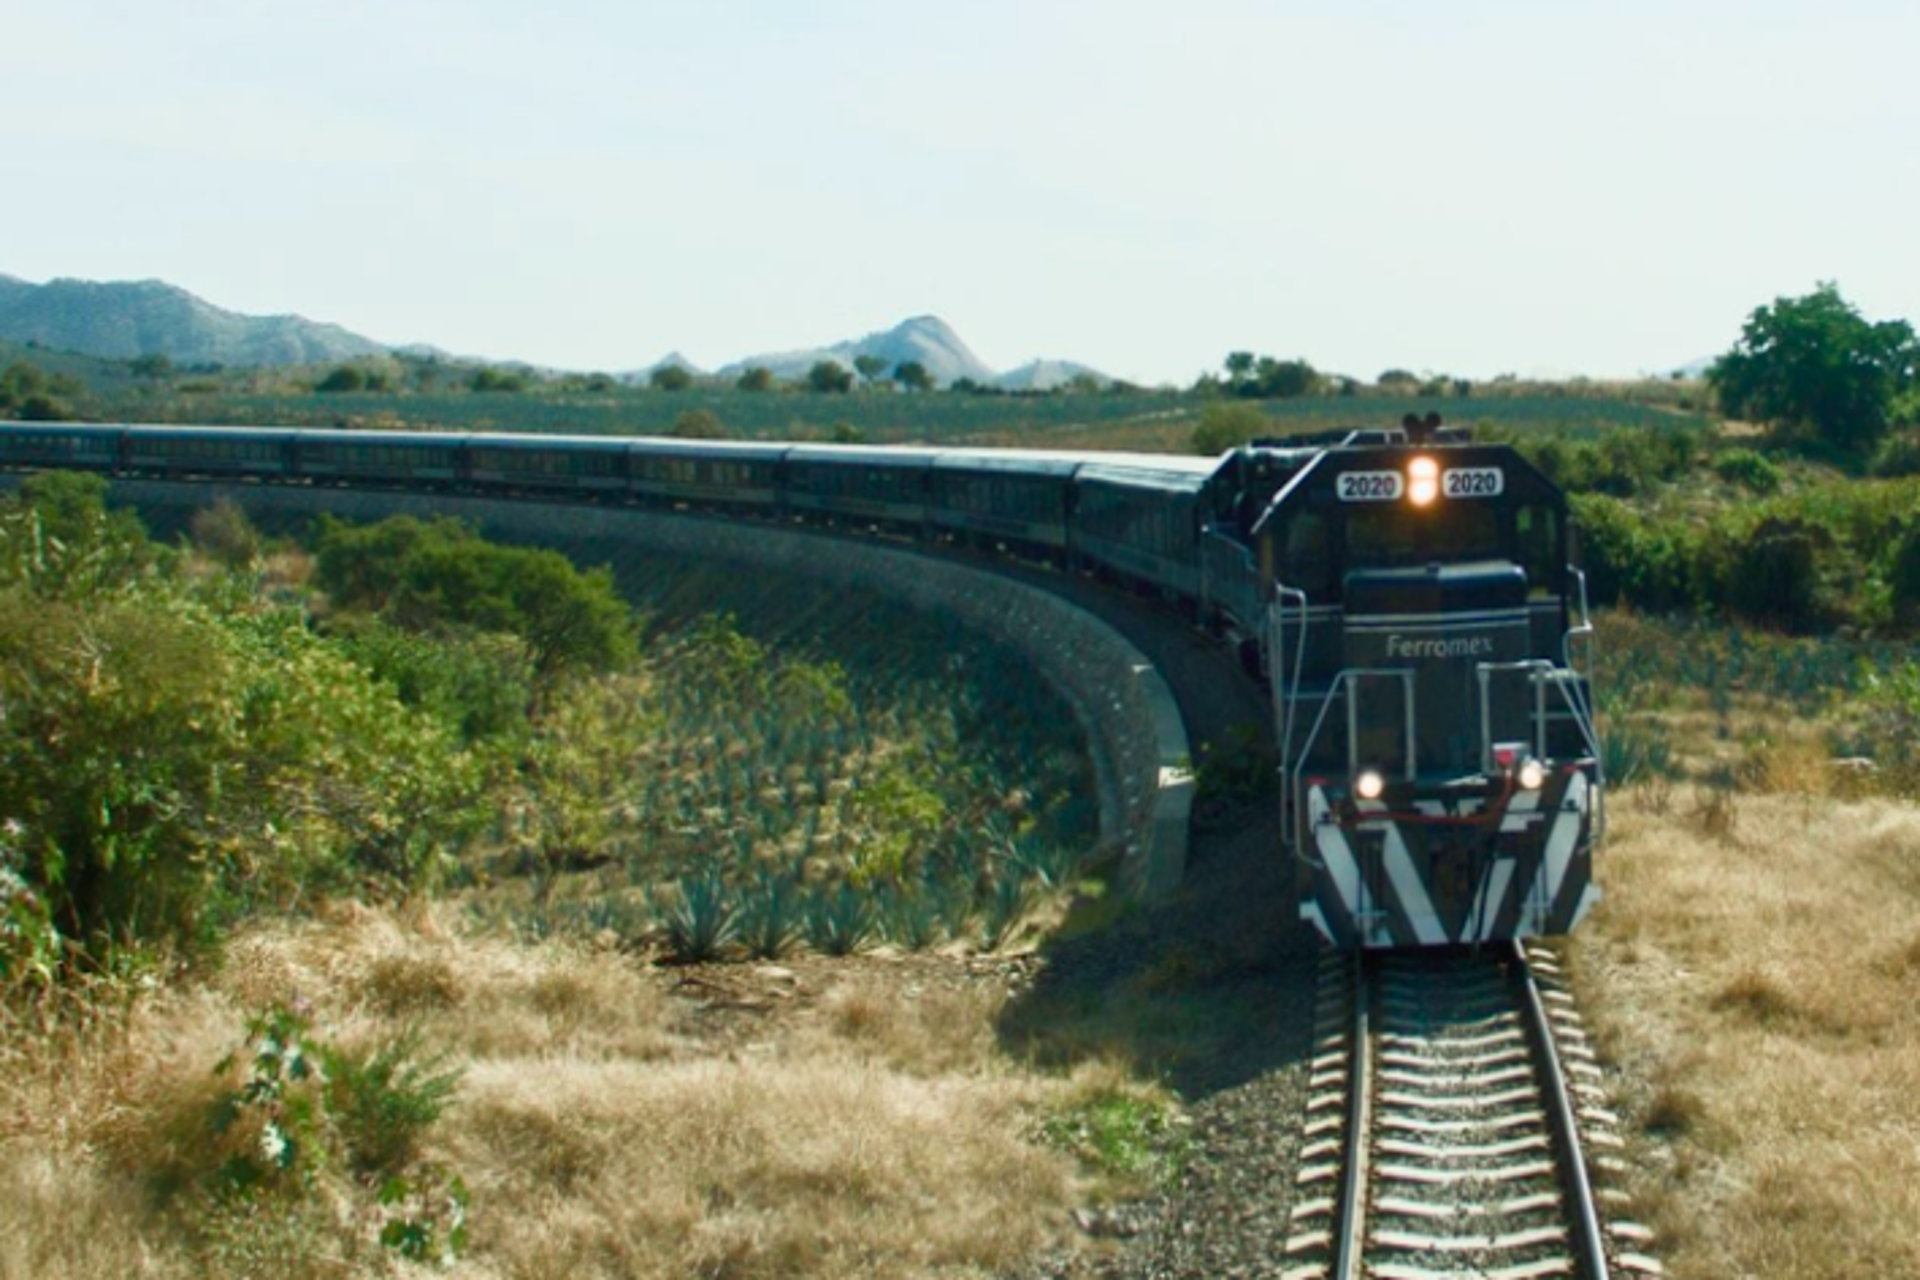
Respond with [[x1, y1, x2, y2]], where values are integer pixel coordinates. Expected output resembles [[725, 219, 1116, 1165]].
[[1341, 560, 1530, 776]]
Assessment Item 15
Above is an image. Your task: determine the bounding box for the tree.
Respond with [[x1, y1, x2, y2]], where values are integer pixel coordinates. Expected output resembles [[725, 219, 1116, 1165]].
[[317, 365, 367, 393], [807, 360, 853, 394], [1224, 351, 1256, 382], [1708, 282, 1919, 455], [671, 409, 727, 439], [470, 367, 526, 393], [852, 354, 887, 383], [893, 361, 933, 392], [1190, 402, 1270, 455], [649, 364, 693, 392], [129, 353, 173, 379], [736, 365, 775, 393]]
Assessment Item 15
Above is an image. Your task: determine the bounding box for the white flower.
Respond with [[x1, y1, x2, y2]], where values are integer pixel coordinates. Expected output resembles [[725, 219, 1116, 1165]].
[[260, 1121, 290, 1165]]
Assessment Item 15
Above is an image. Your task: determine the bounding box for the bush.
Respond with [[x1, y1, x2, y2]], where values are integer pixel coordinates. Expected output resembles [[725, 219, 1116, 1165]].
[[1713, 447, 1782, 494], [1190, 401, 1269, 455], [1571, 494, 1694, 611], [1891, 526, 1920, 627], [1722, 517, 1832, 632], [1869, 432, 1920, 478]]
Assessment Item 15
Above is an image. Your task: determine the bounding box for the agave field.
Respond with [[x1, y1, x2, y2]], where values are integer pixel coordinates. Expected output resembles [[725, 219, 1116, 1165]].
[[1592, 610, 1920, 791], [466, 553, 1099, 960]]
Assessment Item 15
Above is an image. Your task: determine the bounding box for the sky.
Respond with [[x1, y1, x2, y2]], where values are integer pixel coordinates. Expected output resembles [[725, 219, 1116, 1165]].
[[8, 0, 1919, 386]]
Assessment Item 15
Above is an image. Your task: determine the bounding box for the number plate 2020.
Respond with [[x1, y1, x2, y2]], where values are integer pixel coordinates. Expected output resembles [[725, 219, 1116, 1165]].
[[1442, 467, 1504, 498], [1337, 471, 1405, 502]]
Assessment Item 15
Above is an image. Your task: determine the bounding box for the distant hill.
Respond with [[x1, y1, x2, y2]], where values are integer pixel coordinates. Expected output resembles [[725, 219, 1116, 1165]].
[[720, 316, 999, 388], [994, 358, 1110, 392], [0, 274, 389, 367]]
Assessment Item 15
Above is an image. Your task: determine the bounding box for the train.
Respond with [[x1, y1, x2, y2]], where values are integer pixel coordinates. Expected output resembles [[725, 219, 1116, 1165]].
[[0, 417, 1604, 949]]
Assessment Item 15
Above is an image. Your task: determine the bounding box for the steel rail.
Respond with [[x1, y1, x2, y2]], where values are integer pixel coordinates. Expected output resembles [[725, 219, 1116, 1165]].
[[1330, 952, 1369, 1280], [1513, 940, 1612, 1280]]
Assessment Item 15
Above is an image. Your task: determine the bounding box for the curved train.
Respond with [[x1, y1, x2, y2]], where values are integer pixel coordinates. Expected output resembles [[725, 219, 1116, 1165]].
[[0, 417, 1603, 949]]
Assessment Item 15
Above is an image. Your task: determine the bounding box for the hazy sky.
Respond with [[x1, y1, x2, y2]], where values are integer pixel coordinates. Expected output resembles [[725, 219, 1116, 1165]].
[[10, 1, 1918, 384]]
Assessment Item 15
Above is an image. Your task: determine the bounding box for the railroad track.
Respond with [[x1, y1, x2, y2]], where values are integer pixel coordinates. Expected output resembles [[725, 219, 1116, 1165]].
[[1283, 943, 1662, 1280]]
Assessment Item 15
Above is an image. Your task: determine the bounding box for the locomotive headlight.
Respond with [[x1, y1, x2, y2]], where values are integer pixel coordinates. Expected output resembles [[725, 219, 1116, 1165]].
[[1517, 757, 1547, 791], [1354, 769, 1386, 801], [1407, 455, 1440, 507]]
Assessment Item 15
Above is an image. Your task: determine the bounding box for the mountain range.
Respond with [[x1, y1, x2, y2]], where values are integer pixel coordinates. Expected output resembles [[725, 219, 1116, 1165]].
[[0, 273, 1111, 389]]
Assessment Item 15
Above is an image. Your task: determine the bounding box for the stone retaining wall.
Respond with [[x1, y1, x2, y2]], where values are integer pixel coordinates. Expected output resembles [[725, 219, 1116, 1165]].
[[30, 479, 1195, 898]]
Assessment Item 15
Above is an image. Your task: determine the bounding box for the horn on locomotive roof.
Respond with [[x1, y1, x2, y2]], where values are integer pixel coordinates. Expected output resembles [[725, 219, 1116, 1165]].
[[1401, 412, 1445, 446]]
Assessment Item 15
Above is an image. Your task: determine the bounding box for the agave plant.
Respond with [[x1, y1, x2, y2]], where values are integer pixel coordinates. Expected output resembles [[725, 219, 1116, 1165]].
[[652, 870, 739, 963], [737, 871, 801, 959], [803, 882, 873, 957], [877, 885, 942, 951], [977, 871, 1029, 953]]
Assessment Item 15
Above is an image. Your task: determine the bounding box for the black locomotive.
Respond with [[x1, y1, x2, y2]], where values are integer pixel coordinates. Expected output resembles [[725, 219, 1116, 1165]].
[[0, 417, 1603, 949]]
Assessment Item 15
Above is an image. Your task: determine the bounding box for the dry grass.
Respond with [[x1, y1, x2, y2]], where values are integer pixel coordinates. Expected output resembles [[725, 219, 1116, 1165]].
[[0, 908, 1088, 1280], [1569, 786, 1920, 1279]]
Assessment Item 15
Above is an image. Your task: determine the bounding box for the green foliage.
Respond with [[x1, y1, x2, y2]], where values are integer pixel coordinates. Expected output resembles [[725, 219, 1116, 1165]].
[[1709, 282, 1918, 455], [1218, 352, 1319, 399], [0, 360, 80, 420], [655, 870, 740, 962], [807, 360, 854, 394], [191, 497, 262, 569], [649, 364, 694, 392], [129, 353, 174, 379], [852, 354, 887, 382], [804, 882, 873, 956], [323, 1027, 464, 1177], [1042, 1085, 1188, 1188], [737, 871, 801, 959], [1189, 401, 1270, 455], [1569, 494, 1695, 611], [0, 487, 486, 961], [1869, 432, 1920, 478], [893, 360, 933, 392], [315, 365, 366, 393], [198, 1003, 468, 1267], [1602, 720, 1674, 788], [0, 824, 60, 992], [735, 365, 775, 392], [1712, 447, 1782, 494], [672, 407, 727, 438], [314, 515, 635, 679], [1890, 526, 1920, 627], [1720, 516, 1832, 631], [470, 366, 527, 393]]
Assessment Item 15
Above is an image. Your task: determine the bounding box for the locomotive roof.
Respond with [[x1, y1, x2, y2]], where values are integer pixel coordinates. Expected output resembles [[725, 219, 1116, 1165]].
[[1248, 439, 1555, 539]]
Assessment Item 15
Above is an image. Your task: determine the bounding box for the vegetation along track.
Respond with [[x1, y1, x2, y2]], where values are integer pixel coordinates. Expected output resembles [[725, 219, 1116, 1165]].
[[1283, 944, 1662, 1280]]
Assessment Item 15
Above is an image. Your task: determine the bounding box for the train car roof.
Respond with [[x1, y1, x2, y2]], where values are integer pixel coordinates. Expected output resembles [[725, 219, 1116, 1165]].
[[461, 432, 633, 451], [291, 429, 469, 448], [624, 437, 792, 462], [0, 421, 127, 435], [784, 444, 943, 468], [119, 424, 305, 441], [929, 447, 1087, 478], [1074, 457, 1217, 493]]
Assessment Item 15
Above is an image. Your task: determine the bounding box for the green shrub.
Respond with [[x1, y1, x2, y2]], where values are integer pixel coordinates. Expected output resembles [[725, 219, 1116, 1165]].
[[324, 1028, 463, 1178], [654, 871, 739, 962], [1720, 516, 1834, 632], [1870, 432, 1920, 478], [1890, 526, 1920, 627], [1571, 494, 1694, 611], [803, 882, 872, 956], [1713, 448, 1782, 494]]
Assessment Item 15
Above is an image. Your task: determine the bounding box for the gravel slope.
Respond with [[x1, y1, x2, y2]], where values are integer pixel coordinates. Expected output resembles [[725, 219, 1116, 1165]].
[[979, 564, 1328, 1279]]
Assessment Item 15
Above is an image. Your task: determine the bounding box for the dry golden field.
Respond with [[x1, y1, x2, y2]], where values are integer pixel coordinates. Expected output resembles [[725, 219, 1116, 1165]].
[[0, 904, 1179, 1280], [1569, 783, 1920, 1279]]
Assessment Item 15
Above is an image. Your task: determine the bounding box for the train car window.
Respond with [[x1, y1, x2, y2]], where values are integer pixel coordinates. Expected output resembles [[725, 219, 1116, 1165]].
[[1283, 513, 1332, 595], [1514, 504, 1560, 595], [1345, 504, 1501, 568]]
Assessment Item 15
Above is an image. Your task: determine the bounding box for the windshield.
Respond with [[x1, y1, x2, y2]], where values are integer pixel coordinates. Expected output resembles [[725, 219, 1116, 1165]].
[[1344, 504, 1503, 569]]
